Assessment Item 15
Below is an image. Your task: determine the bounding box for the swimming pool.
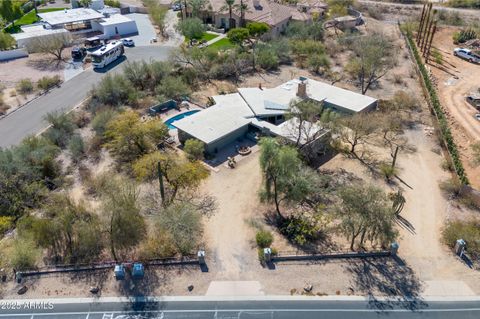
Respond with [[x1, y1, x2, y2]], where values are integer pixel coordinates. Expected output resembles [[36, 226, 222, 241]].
[[164, 110, 200, 129]]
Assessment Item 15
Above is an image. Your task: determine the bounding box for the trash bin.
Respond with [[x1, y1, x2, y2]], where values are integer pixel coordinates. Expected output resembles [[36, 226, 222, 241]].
[[132, 263, 144, 279], [114, 264, 125, 280]]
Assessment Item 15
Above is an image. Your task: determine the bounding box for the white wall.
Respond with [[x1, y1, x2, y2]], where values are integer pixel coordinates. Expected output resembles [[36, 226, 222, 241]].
[[101, 20, 138, 38], [0, 49, 28, 61]]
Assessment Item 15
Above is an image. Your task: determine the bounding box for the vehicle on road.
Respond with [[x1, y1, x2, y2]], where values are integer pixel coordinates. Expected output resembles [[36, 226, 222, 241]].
[[466, 93, 480, 110], [475, 113, 480, 121], [122, 38, 135, 47], [90, 41, 124, 69], [71, 47, 87, 60], [454, 48, 480, 63]]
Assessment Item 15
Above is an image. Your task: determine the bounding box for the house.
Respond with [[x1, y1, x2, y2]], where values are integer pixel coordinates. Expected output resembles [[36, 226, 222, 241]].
[[174, 77, 377, 155], [202, 0, 325, 36]]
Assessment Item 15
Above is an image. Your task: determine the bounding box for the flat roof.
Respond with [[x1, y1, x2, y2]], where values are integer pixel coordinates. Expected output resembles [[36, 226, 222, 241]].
[[241, 78, 377, 115], [13, 25, 69, 41], [99, 14, 133, 26], [38, 8, 104, 26], [174, 94, 254, 145]]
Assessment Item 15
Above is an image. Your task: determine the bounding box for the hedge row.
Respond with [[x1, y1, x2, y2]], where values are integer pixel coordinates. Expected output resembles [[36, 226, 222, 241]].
[[405, 31, 469, 185]]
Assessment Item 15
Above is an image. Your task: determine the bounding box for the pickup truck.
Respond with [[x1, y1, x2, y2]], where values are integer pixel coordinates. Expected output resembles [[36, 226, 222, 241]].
[[454, 48, 480, 63]]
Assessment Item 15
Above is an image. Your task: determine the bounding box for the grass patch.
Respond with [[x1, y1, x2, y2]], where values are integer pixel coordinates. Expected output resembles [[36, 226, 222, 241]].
[[208, 37, 235, 51], [185, 32, 219, 44], [6, 8, 65, 34]]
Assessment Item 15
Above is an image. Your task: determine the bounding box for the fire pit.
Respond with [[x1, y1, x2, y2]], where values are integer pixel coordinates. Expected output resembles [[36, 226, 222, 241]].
[[237, 146, 251, 156]]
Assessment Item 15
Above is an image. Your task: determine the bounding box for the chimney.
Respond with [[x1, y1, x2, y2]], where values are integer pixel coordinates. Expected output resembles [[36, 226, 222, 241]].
[[297, 81, 307, 98]]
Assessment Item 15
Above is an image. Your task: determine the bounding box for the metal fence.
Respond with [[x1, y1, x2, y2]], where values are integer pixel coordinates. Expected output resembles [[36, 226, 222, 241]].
[[271, 249, 391, 263]]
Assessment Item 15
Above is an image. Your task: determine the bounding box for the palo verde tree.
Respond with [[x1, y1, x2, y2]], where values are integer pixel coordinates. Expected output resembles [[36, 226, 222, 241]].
[[335, 113, 377, 159], [227, 22, 270, 70], [346, 33, 395, 95], [338, 183, 398, 250], [258, 137, 317, 219], [104, 110, 169, 163], [101, 176, 146, 261]]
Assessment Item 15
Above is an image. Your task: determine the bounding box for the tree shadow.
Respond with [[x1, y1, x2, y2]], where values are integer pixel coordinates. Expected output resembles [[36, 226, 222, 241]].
[[346, 256, 427, 311], [26, 57, 65, 72], [396, 215, 416, 234]]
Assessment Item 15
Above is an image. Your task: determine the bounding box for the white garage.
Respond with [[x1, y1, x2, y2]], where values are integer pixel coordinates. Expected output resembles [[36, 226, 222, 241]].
[[94, 14, 138, 38]]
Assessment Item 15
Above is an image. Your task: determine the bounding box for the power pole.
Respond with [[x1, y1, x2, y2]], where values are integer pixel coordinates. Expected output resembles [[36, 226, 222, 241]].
[[425, 22, 437, 63], [419, 3, 433, 51], [422, 18, 434, 55], [416, 3, 427, 45]]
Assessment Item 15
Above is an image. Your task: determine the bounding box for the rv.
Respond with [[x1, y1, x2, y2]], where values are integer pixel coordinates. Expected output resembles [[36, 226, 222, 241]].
[[90, 41, 124, 69]]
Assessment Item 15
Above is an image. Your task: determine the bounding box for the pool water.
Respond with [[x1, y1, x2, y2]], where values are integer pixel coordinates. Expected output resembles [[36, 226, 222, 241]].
[[164, 110, 200, 129]]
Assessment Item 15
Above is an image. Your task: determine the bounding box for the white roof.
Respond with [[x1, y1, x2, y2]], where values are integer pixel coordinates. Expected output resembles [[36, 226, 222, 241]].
[[99, 14, 133, 26], [241, 78, 377, 115], [174, 94, 254, 144], [251, 118, 328, 145], [38, 8, 104, 26], [13, 25, 69, 41]]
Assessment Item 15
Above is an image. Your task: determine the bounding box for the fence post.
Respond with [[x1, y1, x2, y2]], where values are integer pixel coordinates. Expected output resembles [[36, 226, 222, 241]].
[[390, 242, 399, 256], [197, 250, 206, 265], [263, 248, 272, 263]]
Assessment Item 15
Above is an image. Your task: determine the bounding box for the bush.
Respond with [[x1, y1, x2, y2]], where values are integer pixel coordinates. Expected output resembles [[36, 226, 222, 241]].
[[43, 111, 77, 148], [280, 215, 320, 246], [380, 163, 397, 181], [442, 220, 480, 260], [0, 32, 15, 51], [439, 177, 462, 197], [16, 79, 34, 95], [256, 46, 279, 70], [0, 216, 13, 236], [37, 75, 61, 91], [91, 108, 117, 138], [9, 238, 39, 271], [68, 134, 85, 161], [256, 230, 273, 248], [184, 139, 205, 161], [91, 74, 135, 106], [104, 0, 121, 7]]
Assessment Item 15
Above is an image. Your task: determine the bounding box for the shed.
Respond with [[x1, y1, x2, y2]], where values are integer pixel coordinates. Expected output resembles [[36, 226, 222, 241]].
[[96, 14, 138, 38]]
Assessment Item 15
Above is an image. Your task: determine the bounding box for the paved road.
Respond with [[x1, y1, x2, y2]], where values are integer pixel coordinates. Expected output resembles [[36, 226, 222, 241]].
[[0, 46, 174, 148], [0, 296, 479, 319]]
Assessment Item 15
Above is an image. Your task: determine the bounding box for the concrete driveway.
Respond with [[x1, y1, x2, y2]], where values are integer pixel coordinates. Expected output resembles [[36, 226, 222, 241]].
[[0, 46, 175, 148], [124, 13, 157, 46]]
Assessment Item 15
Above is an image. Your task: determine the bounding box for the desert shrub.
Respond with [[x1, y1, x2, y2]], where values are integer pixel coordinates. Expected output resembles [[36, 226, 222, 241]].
[[137, 232, 176, 260], [0, 93, 6, 115], [0, 216, 13, 236], [367, 6, 384, 20], [431, 48, 443, 65], [91, 108, 117, 138], [43, 111, 77, 148], [439, 177, 462, 197], [9, 238, 40, 271], [437, 9, 464, 26], [442, 220, 480, 260], [280, 215, 320, 246], [155, 76, 191, 101], [184, 139, 205, 161], [68, 134, 85, 162], [255, 230, 273, 248], [37, 75, 61, 92], [453, 28, 477, 44], [256, 46, 279, 70], [16, 79, 34, 95], [104, 0, 121, 7], [441, 159, 454, 171], [90, 74, 135, 106], [380, 163, 397, 181], [0, 32, 15, 50]]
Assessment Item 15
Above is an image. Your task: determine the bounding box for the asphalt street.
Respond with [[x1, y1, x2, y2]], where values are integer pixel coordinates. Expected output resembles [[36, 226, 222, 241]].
[[0, 46, 174, 148], [0, 297, 479, 319]]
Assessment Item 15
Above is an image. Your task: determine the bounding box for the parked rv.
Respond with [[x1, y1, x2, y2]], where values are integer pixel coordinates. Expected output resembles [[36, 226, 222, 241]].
[[90, 41, 124, 69]]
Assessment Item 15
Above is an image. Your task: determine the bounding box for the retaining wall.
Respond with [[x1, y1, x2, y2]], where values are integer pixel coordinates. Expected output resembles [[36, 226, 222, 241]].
[[0, 49, 28, 61]]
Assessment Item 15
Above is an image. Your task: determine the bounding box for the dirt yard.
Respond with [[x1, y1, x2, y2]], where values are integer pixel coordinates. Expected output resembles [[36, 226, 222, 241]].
[[428, 26, 480, 188]]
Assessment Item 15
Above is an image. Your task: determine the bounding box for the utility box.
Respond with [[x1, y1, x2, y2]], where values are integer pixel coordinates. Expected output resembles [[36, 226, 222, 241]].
[[390, 242, 399, 256], [455, 239, 466, 256], [198, 250, 206, 265], [114, 264, 125, 280], [132, 263, 144, 279], [263, 248, 272, 263]]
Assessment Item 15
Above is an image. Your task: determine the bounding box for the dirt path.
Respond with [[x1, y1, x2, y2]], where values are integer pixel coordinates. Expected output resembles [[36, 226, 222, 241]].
[[396, 127, 480, 294], [203, 153, 261, 280]]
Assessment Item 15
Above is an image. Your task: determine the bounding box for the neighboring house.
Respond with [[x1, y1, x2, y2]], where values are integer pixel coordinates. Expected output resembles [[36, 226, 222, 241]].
[[174, 77, 377, 155], [201, 0, 324, 36], [13, 8, 138, 48], [72, 0, 106, 11]]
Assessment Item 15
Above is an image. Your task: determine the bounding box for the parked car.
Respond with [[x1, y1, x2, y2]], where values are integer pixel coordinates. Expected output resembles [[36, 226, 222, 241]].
[[71, 47, 87, 60], [453, 48, 480, 63], [466, 93, 480, 110], [122, 38, 135, 47], [475, 113, 480, 121]]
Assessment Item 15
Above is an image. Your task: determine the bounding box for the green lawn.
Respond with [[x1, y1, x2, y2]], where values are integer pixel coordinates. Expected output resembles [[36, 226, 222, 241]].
[[185, 32, 219, 44], [6, 8, 65, 34], [208, 38, 236, 51]]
